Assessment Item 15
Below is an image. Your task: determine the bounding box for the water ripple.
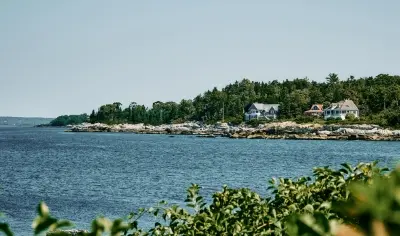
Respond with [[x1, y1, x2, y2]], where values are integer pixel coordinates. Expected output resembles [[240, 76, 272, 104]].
[[0, 128, 399, 234]]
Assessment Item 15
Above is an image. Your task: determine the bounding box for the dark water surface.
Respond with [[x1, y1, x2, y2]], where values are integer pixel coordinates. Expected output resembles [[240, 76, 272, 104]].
[[1, 127, 400, 234]]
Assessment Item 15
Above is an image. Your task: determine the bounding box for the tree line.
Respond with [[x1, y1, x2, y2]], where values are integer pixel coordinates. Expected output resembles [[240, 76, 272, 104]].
[[47, 114, 88, 126], [82, 73, 400, 126]]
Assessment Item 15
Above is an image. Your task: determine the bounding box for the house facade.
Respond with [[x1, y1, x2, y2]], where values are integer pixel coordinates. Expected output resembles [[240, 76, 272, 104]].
[[244, 103, 280, 121], [323, 99, 359, 120], [304, 104, 323, 116]]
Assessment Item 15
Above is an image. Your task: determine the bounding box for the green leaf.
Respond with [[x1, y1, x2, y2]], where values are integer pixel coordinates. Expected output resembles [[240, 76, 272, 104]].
[[38, 201, 49, 217], [340, 163, 353, 172], [288, 204, 297, 211], [153, 208, 160, 217], [0, 223, 13, 236], [272, 209, 277, 218], [303, 204, 314, 213], [33, 217, 57, 235]]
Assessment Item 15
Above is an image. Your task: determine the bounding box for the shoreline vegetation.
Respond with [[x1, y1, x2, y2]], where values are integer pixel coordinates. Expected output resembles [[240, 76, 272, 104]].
[[44, 74, 400, 130], [66, 121, 400, 141], [2, 161, 399, 235]]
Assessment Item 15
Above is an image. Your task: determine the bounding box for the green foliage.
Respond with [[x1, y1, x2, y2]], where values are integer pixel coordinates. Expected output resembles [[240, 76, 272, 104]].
[[84, 74, 400, 126], [335, 166, 399, 235], [325, 117, 343, 125], [224, 116, 244, 126], [50, 114, 88, 126], [0, 222, 13, 236], [294, 116, 320, 124], [286, 212, 340, 236], [3, 161, 400, 235], [32, 202, 73, 235], [380, 108, 400, 128], [345, 113, 357, 121]]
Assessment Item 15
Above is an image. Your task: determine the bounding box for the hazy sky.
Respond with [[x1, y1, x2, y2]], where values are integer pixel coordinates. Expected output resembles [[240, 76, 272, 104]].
[[1, 1, 399, 117]]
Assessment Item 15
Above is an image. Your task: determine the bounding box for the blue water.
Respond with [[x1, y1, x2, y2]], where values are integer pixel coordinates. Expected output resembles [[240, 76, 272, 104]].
[[1, 127, 400, 234]]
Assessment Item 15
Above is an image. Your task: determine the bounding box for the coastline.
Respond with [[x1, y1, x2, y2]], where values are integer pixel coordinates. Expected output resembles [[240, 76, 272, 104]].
[[66, 122, 400, 141]]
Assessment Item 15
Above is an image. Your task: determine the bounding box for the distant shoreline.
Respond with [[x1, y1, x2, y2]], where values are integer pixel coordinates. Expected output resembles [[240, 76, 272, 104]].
[[34, 124, 66, 128]]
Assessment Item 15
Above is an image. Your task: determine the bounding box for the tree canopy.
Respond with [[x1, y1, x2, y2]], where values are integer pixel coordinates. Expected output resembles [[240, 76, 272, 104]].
[[87, 74, 400, 127], [50, 114, 88, 126]]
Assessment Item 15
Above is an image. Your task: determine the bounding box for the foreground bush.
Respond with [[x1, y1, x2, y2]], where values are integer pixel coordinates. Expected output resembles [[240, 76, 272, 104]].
[[1, 161, 400, 235]]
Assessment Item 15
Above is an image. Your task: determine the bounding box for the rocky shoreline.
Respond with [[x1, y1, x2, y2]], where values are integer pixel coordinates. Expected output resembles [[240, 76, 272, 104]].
[[67, 122, 400, 141]]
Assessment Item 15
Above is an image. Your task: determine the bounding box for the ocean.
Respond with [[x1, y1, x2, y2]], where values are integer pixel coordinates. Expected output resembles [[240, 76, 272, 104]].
[[1, 127, 399, 234]]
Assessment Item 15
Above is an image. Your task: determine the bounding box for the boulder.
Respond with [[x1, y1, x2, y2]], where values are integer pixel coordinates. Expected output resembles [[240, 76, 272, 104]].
[[392, 130, 400, 136], [318, 130, 332, 135], [247, 134, 265, 139]]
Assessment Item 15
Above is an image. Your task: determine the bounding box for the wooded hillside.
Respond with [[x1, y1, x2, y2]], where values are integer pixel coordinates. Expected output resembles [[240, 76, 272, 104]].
[[84, 73, 400, 127]]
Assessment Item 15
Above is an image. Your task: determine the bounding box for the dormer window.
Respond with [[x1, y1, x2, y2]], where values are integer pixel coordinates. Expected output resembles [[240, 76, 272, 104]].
[[270, 108, 275, 114]]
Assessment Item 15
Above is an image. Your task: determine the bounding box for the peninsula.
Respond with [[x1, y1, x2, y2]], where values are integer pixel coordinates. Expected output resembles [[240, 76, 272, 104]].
[[52, 73, 400, 139]]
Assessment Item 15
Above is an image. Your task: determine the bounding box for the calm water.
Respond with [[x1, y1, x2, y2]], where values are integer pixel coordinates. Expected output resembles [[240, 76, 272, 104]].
[[1, 127, 400, 234]]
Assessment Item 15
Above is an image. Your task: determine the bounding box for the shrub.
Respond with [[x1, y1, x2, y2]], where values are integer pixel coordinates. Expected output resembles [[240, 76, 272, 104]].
[[294, 116, 316, 124], [382, 109, 400, 128], [325, 117, 342, 124], [171, 118, 186, 124], [2, 161, 398, 236], [224, 116, 243, 126], [345, 113, 356, 121]]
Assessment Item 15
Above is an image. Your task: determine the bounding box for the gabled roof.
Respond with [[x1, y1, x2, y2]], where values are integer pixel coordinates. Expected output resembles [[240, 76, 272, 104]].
[[247, 103, 280, 112], [310, 104, 323, 110], [305, 104, 323, 113], [324, 99, 359, 111], [314, 104, 323, 110], [252, 103, 279, 111]]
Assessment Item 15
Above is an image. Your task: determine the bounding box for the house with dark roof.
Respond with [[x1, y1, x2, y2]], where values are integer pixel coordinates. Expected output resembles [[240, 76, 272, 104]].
[[244, 103, 280, 121], [304, 104, 324, 116], [323, 99, 359, 120]]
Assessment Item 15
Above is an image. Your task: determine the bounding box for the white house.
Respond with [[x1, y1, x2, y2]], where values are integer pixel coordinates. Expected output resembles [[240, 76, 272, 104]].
[[323, 99, 359, 120], [244, 103, 280, 121]]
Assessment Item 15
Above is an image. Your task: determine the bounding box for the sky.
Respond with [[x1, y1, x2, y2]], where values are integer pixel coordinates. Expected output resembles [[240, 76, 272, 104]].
[[1, 1, 399, 117]]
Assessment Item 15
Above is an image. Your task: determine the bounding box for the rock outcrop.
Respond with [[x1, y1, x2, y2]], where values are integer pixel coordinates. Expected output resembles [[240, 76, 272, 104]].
[[67, 122, 400, 141], [227, 122, 400, 141]]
